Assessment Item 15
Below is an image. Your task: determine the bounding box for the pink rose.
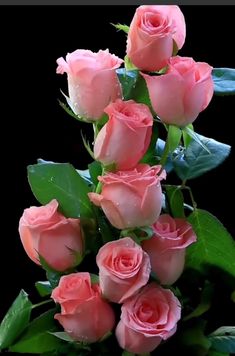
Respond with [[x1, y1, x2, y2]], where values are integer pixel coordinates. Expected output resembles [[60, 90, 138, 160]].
[[88, 164, 166, 230], [94, 99, 153, 170], [56, 49, 123, 120], [116, 283, 181, 354], [142, 56, 213, 126], [142, 214, 197, 285], [19, 199, 83, 271], [127, 5, 186, 72], [96, 237, 151, 303], [51, 272, 115, 343]]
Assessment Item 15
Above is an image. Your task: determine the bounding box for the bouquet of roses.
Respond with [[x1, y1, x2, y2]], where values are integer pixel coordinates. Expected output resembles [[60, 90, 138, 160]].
[[0, 5, 235, 356]]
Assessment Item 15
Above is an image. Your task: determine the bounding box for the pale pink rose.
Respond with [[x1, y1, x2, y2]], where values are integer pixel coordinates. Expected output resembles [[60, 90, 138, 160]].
[[116, 283, 181, 354], [142, 214, 197, 285], [56, 49, 123, 120], [96, 237, 151, 303], [94, 99, 153, 170], [52, 272, 115, 343], [19, 199, 83, 272], [142, 56, 213, 126], [127, 5, 186, 72], [88, 164, 166, 230]]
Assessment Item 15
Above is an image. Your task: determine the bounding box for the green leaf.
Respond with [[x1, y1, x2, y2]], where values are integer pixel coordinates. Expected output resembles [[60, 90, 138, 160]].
[[95, 209, 114, 244], [9, 309, 60, 353], [39, 255, 63, 288], [140, 122, 158, 165], [213, 68, 235, 95], [168, 125, 182, 152], [183, 127, 210, 153], [0, 290, 32, 350], [49, 331, 74, 343], [165, 186, 185, 218], [183, 280, 214, 321], [208, 351, 229, 356], [111, 23, 129, 34], [76, 168, 93, 186], [179, 320, 211, 355], [186, 209, 235, 278], [173, 134, 231, 180], [27, 161, 93, 218], [209, 326, 235, 353], [116, 69, 151, 107], [88, 161, 102, 187], [35, 281, 52, 297]]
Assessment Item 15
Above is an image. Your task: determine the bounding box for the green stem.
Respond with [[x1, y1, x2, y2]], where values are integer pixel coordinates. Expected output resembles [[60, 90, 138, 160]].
[[159, 133, 170, 168], [32, 299, 53, 310], [95, 166, 105, 194]]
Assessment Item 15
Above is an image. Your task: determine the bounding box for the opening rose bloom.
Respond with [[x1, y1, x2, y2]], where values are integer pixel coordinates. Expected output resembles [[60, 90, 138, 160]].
[[116, 283, 181, 354], [142, 56, 213, 126], [94, 99, 153, 170], [18, 199, 83, 271], [127, 5, 186, 72], [96, 237, 151, 303], [88, 164, 166, 230], [142, 214, 197, 285], [56, 49, 123, 120], [51, 272, 115, 343]]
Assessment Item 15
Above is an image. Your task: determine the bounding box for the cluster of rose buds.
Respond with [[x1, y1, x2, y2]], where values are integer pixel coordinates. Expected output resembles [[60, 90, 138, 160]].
[[17, 5, 214, 354]]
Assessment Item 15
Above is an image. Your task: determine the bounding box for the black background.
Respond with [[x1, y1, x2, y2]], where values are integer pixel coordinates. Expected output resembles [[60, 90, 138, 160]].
[[0, 5, 234, 322]]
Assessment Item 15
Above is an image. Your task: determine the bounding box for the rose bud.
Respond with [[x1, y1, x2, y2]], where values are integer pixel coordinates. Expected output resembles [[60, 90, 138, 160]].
[[56, 49, 123, 120]]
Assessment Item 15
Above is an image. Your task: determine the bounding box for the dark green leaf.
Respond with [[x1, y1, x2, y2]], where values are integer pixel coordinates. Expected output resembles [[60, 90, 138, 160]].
[[186, 209, 235, 278], [76, 169, 92, 186], [173, 134, 231, 180], [165, 185, 185, 218], [88, 161, 102, 186], [140, 122, 158, 165], [168, 125, 182, 152], [111, 23, 129, 34], [95, 209, 114, 244], [180, 320, 211, 354], [39, 255, 63, 289], [0, 290, 32, 350], [208, 351, 229, 356], [28, 161, 93, 218], [116, 69, 151, 107], [183, 280, 214, 321], [9, 309, 60, 353], [209, 326, 235, 353], [213, 68, 235, 95], [35, 281, 52, 297]]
